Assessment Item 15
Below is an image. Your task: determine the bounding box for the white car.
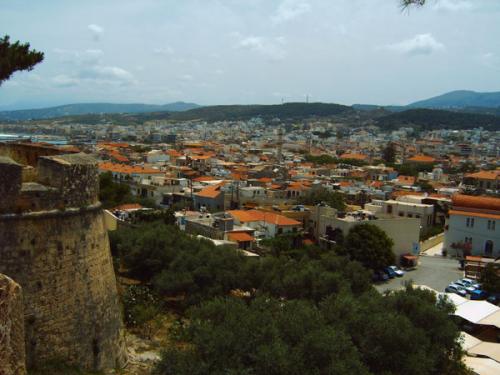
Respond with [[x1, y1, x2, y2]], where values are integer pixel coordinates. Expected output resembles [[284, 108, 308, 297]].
[[461, 278, 480, 290], [389, 265, 405, 277], [454, 280, 475, 294]]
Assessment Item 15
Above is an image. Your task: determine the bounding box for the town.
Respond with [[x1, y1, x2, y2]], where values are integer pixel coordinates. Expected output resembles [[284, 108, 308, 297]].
[[1, 1, 500, 375]]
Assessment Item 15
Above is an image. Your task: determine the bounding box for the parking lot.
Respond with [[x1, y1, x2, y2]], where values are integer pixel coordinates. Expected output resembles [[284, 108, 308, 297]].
[[375, 255, 464, 294]]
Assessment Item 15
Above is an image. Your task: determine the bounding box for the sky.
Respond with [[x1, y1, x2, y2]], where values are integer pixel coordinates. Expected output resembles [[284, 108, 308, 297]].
[[1, 0, 500, 110]]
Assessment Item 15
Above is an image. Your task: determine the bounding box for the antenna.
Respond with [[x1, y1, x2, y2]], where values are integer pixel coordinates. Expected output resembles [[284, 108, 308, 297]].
[[306, 94, 309, 103]]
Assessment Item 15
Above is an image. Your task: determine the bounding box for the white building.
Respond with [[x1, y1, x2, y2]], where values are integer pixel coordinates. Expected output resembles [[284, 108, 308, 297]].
[[318, 210, 421, 263], [365, 198, 434, 232], [444, 195, 500, 258]]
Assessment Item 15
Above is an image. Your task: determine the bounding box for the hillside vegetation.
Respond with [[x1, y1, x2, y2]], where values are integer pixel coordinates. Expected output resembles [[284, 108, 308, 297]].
[[376, 108, 500, 131]]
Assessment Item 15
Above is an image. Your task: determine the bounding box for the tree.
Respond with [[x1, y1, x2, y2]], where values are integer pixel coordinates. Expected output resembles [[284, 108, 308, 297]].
[[343, 223, 395, 270], [297, 187, 346, 211], [382, 142, 396, 164], [0, 35, 44, 85], [480, 263, 500, 294], [99, 172, 134, 208], [156, 296, 370, 375], [157, 287, 469, 375]]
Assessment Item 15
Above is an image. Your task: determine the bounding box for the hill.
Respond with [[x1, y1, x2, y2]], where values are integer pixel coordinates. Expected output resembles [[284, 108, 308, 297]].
[[408, 90, 500, 109], [376, 108, 500, 131], [0, 101, 200, 121], [25, 102, 354, 124], [166, 102, 353, 122]]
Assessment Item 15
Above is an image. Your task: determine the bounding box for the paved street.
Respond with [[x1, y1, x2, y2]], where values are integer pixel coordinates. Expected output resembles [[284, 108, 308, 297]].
[[375, 255, 463, 294]]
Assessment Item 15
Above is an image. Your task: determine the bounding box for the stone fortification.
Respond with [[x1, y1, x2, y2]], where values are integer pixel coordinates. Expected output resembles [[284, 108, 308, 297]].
[[0, 274, 26, 375], [0, 143, 126, 371]]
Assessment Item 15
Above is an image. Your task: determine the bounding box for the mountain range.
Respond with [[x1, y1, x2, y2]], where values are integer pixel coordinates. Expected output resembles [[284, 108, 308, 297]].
[[1, 91, 500, 128], [0, 101, 200, 121]]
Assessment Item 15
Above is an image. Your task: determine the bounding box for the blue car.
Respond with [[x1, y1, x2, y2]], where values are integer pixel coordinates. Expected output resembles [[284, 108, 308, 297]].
[[470, 290, 488, 300], [384, 267, 397, 279], [372, 270, 389, 282]]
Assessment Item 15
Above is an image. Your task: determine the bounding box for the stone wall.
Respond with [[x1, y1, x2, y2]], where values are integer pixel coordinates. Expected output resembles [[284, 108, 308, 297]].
[[0, 274, 26, 375], [0, 142, 126, 371], [0, 207, 127, 370]]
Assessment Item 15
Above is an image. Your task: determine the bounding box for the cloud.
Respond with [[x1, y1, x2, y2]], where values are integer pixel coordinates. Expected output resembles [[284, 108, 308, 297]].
[[88, 24, 104, 41], [272, 0, 311, 24], [78, 65, 135, 85], [433, 0, 473, 12], [236, 36, 286, 61], [479, 52, 500, 70], [178, 74, 194, 81], [153, 46, 174, 55], [52, 74, 80, 87], [386, 33, 444, 56]]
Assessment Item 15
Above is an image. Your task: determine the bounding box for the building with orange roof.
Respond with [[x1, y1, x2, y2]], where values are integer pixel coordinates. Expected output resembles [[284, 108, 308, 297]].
[[227, 209, 302, 238], [407, 154, 436, 164], [444, 194, 500, 261], [339, 153, 368, 161], [396, 175, 416, 186], [98, 162, 162, 180], [194, 183, 225, 211], [464, 170, 500, 191], [227, 231, 255, 250]]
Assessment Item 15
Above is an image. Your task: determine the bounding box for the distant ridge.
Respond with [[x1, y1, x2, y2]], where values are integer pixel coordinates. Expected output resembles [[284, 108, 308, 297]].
[[354, 90, 500, 112], [408, 90, 500, 109], [0, 101, 200, 121]]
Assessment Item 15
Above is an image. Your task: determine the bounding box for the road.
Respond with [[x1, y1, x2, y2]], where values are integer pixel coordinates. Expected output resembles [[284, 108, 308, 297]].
[[375, 255, 463, 294]]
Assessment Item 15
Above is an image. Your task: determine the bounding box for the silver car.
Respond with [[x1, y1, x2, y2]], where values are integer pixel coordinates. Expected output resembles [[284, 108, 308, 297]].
[[445, 283, 467, 297]]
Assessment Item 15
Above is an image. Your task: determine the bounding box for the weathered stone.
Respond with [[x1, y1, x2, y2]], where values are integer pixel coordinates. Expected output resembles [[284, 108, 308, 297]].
[[0, 274, 26, 375], [0, 142, 127, 372]]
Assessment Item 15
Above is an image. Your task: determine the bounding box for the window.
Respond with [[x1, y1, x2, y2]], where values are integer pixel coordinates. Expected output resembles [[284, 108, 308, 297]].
[[465, 237, 472, 244], [466, 218, 475, 228], [415, 214, 421, 219], [407, 213, 413, 218], [471, 218, 475, 227], [487, 220, 496, 231], [399, 212, 404, 217]]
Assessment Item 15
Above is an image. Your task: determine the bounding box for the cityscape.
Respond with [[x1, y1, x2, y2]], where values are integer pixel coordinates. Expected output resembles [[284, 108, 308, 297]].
[[0, 1, 499, 375]]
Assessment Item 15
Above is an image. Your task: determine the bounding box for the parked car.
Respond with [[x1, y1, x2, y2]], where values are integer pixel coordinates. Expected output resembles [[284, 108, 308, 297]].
[[388, 265, 405, 277], [383, 267, 397, 279], [461, 278, 481, 290], [454, 280, 476, 294], [445, 283, 467, 297], [470, 289, 488, 300], [372, 270, 389, 282], [487, 294, 500, 306]]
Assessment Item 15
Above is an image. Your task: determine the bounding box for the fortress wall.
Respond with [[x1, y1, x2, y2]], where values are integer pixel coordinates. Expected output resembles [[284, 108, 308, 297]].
[[0, 142, 67, 167], [0, 142, 126, 372], [0, 207, 126, 370], [0, 274, 26, 375]]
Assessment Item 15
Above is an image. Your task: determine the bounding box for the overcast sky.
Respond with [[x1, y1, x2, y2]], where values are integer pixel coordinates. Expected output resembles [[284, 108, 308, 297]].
[[1, 0, 500, 110]]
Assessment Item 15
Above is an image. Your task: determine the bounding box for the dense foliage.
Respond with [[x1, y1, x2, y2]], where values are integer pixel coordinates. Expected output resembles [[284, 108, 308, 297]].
[[382, 142, 396, 163], [304, 153, 368, 167], [110, 219, 467, 375], [111, 222, 371, 306], [343, 223, 396, 270], [376, 108, 500, 131], [480, 263, 500, 294], [0, 35, 44, 85], [99, 172, 134, 208], [297, 187, 346, 211], [156, 286, 468, 375]]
